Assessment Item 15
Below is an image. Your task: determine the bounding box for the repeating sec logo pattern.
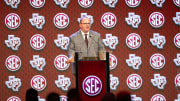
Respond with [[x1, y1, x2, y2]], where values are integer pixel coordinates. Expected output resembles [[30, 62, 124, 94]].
[[54, 55, 70, 71], [30, 34, 46, 50], [55, 75, 71, 91], [126, 33, 142, 49], [31, 75, 47, 91], [7, 96, 21, 101], [175, 94, 180, 101], [4, 0, 20, 9], [54, 34, 70, 50], [174, 33, 180, 48], [102, 0, 118, 8], [60, 95, 68, 101], [29, 13, 45, 29], [150, 53, 165, 70], [110, 74, 119, 90], [126, 54, 142, 70], [126, 74, 142, 90], [125, 0, 141, 7], [78, 0, 94, 8], [174, 53, 180, 66], [149, 12, 165, 28], [109, 54, 118, 70], [30, 55, 46, 71], [125, 12, 141, 28], [54, 0, 70, 8], [150, 0, 165, 7], [5, 35, 21, 51], [101, 12, 117, 28], [53, 13, 69, 29], [103, 34, 118, 50], [175, 74, 180, 87], [151, 74, 167, 89], [151, 94, 166, 101], [173, 0, 180, 7], [5, 13, 21, 29], [5, 76, 21, 92], [131, 95, 142, 101], [150, 33, 166, 49], [29, 0, 45, 8], [5, 55, 21, 71], [82, 75, 102, 96], [173, 12, 180, 26]]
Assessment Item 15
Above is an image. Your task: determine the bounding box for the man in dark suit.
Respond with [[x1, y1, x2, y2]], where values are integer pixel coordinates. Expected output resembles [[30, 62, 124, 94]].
[[67, 17, 106, 74]]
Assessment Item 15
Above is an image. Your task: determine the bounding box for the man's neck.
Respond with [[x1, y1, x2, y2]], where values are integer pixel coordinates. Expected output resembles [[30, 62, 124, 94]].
[[81, 30, 89, 34]]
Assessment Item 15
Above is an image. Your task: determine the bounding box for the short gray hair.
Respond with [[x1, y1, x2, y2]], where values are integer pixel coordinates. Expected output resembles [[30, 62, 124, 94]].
[[79, 16, 91, 24]]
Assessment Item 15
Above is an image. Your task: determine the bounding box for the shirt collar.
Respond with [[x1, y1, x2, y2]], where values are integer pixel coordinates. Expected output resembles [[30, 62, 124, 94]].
[[81, 30, 89, 39]]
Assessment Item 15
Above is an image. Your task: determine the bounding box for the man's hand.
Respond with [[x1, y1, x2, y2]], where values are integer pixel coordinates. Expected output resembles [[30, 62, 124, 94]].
[[67, 57, 74, 63]]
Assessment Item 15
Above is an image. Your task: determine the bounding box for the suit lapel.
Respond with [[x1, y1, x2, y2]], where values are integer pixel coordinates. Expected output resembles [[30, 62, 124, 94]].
[[88, 32, 93, 49]]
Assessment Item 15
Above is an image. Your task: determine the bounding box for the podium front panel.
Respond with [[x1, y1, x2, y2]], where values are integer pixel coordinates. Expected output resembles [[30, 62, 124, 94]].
[[78, 60, 107, 101]]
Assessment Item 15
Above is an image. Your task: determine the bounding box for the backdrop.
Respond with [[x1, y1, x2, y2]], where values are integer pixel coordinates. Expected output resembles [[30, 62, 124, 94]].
[[0, 0, 180, 101]]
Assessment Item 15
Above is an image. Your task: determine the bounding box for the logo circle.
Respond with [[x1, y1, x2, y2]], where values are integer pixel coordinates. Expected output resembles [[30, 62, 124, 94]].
[[5, 55, 21, 71], [126, 74, 142, 90], [101, 12, 117, 28], [53, 13, 69, 29], [149, 12, 165, 28], [54, 55, 70, 71], [174, 33, 180, 48], [150, 53, 165, 69], [30, 34, 46, 50], [31, 75, 47, 91], [7, 96, 21, 101], [78, 0, 94, 8], [29, 0, 45, 8], [175, 74, 180, 86], [151, 94, 166, 101], [125, 0, 141, 7], [82, 75, 102, 96], [110, 54, 117, 70], [173, 0, 180, 7], [126, 33, 142, 49], [5, 13, 21, 29]]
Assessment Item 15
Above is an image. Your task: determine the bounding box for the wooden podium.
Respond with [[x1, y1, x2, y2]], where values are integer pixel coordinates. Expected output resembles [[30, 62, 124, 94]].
[[75, 52, 110, 101]]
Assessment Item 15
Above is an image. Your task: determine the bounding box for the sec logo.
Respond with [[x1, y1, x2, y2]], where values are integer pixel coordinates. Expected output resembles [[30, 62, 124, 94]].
[[53, 13, 69, 29], [126, 74, 142, 90], [5, 13, 21, 29], [29, 0, 45, 8], [54, 55, 70, 71], [173, 0, 180, 7], [150, 53, 165, 70], [78, 0, 94, 8], [174, 33, 180, 48], [109, 54, 117, 70], [151, 94, 166, 101], [125, 0, 141, 7], [31, 75, 47, 91], [101, 12, 117, 28], [126, 33, 142, 49], [30, 34, 46, 50], [5, 55, 21, 71], [175, 74, 180, 87], [7, 96, 21, 101], [82, 75, 102, 96], [149, 12, 165, 28]]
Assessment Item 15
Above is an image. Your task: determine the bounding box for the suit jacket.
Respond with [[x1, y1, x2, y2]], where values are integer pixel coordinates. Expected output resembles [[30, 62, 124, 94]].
[[68, 30, 106, 74]]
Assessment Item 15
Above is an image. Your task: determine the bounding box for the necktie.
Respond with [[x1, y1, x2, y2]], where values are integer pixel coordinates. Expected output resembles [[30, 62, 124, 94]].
[[85, 34, 88, 47]]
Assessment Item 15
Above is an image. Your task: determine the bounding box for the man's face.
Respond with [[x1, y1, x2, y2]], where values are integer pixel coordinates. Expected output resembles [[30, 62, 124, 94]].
[[79, 18, 91, 33]]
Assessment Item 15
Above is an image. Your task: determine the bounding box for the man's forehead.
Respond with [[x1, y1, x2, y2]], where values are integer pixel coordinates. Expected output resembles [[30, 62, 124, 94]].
[[81, 18, 90, 22]]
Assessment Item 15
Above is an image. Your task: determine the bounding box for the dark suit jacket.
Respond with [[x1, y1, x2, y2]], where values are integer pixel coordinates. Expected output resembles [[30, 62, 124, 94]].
[[68, 30, 106, 74]]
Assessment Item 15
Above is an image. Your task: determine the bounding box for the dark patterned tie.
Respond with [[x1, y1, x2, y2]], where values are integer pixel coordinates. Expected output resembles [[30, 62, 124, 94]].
[[85, 34, 88, 47]]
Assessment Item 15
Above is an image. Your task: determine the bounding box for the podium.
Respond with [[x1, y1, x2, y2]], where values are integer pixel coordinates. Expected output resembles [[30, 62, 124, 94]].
[[75, 52, 110, 101]]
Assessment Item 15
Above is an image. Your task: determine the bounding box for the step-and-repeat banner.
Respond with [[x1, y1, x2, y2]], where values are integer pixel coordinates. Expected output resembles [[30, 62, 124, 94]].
[[0, 0, 180, 101]]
